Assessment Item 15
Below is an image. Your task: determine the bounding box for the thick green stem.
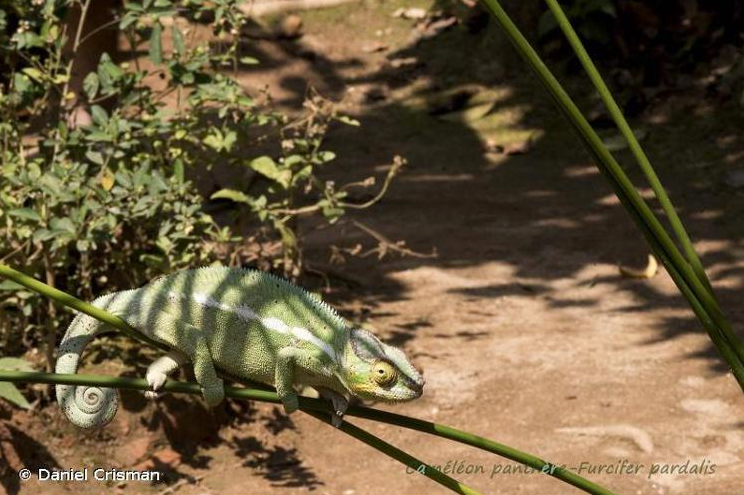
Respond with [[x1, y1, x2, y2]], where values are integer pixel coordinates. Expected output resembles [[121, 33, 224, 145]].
[[478, 0, 744, 392], [1, 369, 619, 495], [0, 263, 621, 495]]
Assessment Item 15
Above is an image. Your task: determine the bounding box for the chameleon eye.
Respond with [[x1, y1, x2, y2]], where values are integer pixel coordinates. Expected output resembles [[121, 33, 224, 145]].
[[372, 360, 397, 386]]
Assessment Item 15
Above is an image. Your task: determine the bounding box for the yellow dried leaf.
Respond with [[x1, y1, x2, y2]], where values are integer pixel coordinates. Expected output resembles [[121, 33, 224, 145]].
[[101, 171, 115, 191]]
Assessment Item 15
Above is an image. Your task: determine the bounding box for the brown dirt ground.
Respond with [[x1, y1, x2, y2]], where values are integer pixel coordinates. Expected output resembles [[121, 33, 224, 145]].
[[4, 1, 744, 495]]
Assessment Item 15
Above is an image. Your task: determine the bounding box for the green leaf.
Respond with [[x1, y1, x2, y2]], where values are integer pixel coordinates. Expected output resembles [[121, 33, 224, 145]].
[[9, 208, 41, 222], [248, 156, 291, 188], [85, 131, 113, 142], [90, 105, 108, 126], [317, 151, 336, 163], [0, 280, 24, 291], [83, 72, 99, 99], [203, 129, 236, 152], [0, 357, 33, 409], [119, 13, 138, 29], [97, 53, 123, 93], [149, 22, 163, 65], [50, 217, 76, 234], [12, 73, 31, 93], [0, 357, 33, 372], [174, 159, 184, 184], [172, 25, 185, 56], [203, 132, 222, 151], [239, 56, 259, 65], [0, 382, 30, 409], [32, 228, 56, 243], [210, 188, 252, 204], [222, 130, 236, 151], [21, 67, 43, 81], [85, 150, 105, 165], [284, 155, 304, 167], [336, 115, 360, 126], [76, 239, 91, 252]]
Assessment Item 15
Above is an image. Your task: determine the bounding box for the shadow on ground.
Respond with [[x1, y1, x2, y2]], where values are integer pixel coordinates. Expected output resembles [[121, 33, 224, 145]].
[[221, 0, 744, 376]]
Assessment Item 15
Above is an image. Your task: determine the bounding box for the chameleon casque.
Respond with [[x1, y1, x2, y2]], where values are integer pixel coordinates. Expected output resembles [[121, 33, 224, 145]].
[[55, 266, 425, 428]]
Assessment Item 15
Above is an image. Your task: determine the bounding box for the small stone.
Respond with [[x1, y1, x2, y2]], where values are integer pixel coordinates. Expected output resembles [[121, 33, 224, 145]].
[[392, 7, 427, 20], [389, 57, 418, 69], [276, 14, 303, 39]]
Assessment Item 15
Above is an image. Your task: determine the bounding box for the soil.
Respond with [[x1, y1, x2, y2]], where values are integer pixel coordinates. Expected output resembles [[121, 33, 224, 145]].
[[4, 1, 744, 495]]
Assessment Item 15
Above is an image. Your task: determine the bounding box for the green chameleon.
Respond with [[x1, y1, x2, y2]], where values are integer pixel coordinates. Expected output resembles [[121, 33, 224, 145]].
[[55, 266, 424, 428]]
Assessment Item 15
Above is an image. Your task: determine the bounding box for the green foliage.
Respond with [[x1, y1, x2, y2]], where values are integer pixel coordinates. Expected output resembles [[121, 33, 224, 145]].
[[209, 92, 398, 275], [0, 0, 399, 368]]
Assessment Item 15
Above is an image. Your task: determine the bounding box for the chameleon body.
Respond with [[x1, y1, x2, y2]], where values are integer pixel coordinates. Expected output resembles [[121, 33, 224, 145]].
[[55, 266, 424, 428]]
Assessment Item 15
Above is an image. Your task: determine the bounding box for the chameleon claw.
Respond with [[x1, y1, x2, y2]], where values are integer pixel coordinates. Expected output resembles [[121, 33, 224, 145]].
[[331, 410, 344, 428], [144, 390, 162, 400]]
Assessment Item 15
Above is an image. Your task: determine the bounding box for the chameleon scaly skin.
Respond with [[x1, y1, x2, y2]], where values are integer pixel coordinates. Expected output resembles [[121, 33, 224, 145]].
[[55, 267, 425, 428]]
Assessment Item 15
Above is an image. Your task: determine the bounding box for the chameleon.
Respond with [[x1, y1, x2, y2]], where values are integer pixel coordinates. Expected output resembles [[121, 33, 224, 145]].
[[55, 266, 424, 428]]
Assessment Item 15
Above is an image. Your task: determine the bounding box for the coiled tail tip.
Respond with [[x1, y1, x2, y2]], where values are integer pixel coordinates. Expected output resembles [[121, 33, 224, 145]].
[[55, 383, 119, 429]]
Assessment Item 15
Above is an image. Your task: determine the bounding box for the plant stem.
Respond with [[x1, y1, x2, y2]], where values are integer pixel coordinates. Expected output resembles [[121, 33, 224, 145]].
[[0, 263, 621, 495], [0, 371, 471, 495], [541, 0, 744, 388], [542, 0, 714, 297], [477, 0, 744, 392], [1, 369, 619, 495], [54, 0, 93, 160]]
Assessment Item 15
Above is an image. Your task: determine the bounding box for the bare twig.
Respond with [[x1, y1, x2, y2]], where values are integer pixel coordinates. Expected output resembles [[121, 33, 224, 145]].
[[351, 220, 437, 260]]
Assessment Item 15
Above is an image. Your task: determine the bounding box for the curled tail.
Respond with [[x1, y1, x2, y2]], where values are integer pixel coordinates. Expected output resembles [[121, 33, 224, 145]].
[[55, 291, 137, 429]]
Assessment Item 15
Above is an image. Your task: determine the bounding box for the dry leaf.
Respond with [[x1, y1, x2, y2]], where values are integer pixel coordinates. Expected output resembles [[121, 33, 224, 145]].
[[619, 254, 659, 279]]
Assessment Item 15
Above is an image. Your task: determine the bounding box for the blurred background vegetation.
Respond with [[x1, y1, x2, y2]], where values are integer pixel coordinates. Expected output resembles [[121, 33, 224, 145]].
[[459, 0, 744, 110]]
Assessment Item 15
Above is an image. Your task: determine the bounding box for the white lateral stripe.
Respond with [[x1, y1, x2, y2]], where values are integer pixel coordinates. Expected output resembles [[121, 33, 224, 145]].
[[262, 317, 290, 333], [290, 326, 337, 360], [172, 291, 336, 361]]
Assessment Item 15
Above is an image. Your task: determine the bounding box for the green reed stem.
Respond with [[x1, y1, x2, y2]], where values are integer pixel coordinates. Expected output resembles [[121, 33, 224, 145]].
[[0, 370, 482, 495], [0, 262, 620, 495], [1, 369, 618, 495], [477, 0, 744, 392], [542, 0, 714, 296]]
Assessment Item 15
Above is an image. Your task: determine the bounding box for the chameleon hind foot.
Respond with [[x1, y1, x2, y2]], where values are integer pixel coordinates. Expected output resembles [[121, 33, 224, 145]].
[[144, 350, 188, 401]]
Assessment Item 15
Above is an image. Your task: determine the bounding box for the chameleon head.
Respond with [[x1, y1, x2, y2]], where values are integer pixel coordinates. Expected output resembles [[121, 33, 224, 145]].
[[339, 327, 424, 402]]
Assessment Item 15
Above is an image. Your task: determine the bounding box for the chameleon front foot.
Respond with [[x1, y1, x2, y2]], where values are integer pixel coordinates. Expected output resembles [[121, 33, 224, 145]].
[[201, 377, 225, 407], [318, 388, 348, 428], [279, 392, 299, 414]]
